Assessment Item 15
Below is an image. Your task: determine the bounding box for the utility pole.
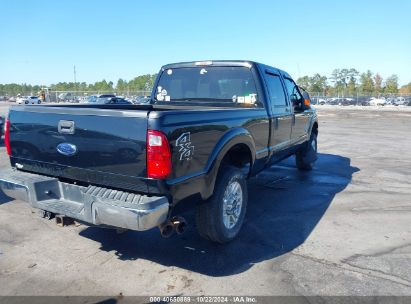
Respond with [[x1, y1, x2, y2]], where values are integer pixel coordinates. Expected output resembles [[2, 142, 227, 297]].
[[73, 65, 77, 84], [73, 65, 77, 93]]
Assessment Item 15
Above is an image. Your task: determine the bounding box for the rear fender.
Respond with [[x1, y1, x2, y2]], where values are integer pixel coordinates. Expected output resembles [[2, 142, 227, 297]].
[[201, 128, 255, 199]]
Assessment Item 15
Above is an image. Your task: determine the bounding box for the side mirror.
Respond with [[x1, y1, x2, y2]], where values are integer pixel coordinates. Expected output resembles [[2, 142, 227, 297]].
[[290, 94, 299, 104]]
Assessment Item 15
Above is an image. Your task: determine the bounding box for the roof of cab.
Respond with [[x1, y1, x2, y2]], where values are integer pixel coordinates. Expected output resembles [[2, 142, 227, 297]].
[[161, 60, 256, 69], [160, 60, 292, 79]]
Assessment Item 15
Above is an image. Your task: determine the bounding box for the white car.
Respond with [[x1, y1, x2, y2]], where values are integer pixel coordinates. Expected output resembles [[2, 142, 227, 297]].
[[369, 97, 386, 106], [395, 97, 407, 106], [16, 96, 28, 104], [17, 96, 41, 105]]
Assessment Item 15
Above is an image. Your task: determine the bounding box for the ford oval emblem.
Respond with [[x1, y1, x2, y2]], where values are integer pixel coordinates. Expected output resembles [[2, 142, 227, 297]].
[[56, 143, 77, 156]]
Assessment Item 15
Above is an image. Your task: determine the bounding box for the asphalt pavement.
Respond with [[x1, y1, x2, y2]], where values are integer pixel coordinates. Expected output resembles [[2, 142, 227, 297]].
[[0, 103, 410, 296]]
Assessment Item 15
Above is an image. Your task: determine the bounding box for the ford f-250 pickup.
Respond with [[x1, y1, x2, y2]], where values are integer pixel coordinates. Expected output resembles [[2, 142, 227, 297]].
[[0, 60, 318, 243]]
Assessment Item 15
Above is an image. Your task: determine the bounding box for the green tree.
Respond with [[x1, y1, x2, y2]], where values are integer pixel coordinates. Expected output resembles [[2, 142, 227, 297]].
[[374, 73, 383, 94], [330, 68, 358, 96], [296, 76, 310, 90], [399, 82, 411, 94], [116, 78, 128, 93], [297, 74, 328, 94], [384, 75, 399, 94], [89, 80, 114, 92], [359, 70, 374, 95], [128, 74, 157, 92]]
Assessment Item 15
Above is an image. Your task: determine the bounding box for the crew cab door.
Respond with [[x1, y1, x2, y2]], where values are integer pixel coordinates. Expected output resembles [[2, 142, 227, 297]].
[[264, 70, 293, 155], [282, 76, 312, 144]]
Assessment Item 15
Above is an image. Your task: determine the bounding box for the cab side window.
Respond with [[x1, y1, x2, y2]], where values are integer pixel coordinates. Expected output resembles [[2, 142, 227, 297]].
[[283, 78, 304, 111], [265, 72, 287, 109]]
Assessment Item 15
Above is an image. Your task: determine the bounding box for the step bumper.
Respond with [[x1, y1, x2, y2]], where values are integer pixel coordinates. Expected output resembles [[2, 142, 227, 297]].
[[0, 168, 169, 231]]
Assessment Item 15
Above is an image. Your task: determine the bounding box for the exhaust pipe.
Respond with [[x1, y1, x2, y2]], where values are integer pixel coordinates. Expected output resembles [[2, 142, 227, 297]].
[[171, 216, 187, 235], [159, 216, 187, 237], [159, 221, 175, 238], [55, 215, 74, 227], [40, 210, 55, 220]]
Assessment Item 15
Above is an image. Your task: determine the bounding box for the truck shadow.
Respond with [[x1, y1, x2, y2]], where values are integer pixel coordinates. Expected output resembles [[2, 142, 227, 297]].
[[0, 191, 13, 205], [79, 153, 359, 277]]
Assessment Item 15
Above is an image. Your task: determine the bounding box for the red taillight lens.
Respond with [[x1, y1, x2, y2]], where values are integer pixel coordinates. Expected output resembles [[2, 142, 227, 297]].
[[4, 119, 11, 156], [146, 130, 171, 179]]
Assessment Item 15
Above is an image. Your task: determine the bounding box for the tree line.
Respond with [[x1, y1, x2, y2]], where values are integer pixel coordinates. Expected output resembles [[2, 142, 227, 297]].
[[0, 74, 157, 96], [297, 69, 410, 96], [0, 70, 410, 97]]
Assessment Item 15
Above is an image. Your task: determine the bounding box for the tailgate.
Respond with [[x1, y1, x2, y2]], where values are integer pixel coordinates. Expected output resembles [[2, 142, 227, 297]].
[[8, 106, 149, 193]]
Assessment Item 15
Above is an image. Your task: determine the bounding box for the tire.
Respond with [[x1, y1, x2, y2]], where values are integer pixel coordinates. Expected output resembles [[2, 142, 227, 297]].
[[296, 132, 318, 171], [196, 166, 248, 243]]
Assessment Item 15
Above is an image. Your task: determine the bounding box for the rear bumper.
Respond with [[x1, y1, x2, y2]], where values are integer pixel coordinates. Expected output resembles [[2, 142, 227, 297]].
[[0, 168, 169, 231]]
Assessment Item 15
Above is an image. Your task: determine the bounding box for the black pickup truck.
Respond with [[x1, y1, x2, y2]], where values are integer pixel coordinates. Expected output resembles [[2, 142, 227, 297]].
[[0, 60, 318, 243]]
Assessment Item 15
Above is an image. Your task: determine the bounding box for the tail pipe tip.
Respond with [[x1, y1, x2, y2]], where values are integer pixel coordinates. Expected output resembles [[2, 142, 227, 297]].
[[159, 216, 187, 238]]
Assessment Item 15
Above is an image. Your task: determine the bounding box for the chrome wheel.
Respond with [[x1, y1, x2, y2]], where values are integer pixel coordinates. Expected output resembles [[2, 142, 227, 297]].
[[222, 180, 243, 229]]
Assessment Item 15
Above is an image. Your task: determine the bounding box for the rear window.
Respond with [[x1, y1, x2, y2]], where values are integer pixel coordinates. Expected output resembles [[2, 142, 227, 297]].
[[155, 66, 260, 107]]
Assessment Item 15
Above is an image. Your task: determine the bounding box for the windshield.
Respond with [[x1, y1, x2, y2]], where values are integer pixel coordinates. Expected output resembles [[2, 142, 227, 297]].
[[155, 66, 259, 106]]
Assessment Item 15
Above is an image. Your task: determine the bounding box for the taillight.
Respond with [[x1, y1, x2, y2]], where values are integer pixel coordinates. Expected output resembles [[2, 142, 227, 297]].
[[4, 119, 11, 156], [146, 130, 171, 179]]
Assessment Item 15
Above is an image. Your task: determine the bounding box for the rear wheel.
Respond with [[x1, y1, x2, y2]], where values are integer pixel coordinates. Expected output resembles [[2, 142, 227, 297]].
[[296, 132, 318, 171], [196, 166, 248, 243]]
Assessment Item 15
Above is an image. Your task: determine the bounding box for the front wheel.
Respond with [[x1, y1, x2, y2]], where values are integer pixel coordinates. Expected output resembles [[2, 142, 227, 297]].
[[296, 132, 318, 171], [196, 166, 248, 243]]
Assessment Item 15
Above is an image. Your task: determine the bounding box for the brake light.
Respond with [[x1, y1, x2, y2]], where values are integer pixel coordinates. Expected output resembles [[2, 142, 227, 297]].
[[146, 130, 171, 179], [4, 119, 11, 156]]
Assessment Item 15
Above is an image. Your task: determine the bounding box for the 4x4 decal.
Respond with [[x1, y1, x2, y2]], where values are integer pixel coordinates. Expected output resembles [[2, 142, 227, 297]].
[[176, 132, 194, 160]]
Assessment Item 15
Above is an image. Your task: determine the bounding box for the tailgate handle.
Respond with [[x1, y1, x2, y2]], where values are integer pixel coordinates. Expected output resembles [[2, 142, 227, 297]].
[[58, 120, 75, 134]]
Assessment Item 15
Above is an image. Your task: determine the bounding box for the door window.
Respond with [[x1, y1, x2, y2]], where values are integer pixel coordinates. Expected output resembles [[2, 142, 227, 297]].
[[265, 73, 287, 107], [283, 78, 304, 111]]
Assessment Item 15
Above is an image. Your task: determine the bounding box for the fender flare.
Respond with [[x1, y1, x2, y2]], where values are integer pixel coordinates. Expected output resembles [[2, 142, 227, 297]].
[[202, 128, 256, 199], [307, 113, 319, 136]]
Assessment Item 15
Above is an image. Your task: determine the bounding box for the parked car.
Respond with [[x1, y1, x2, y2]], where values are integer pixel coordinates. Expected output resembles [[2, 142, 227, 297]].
[[97, 94, 116, 98], [0, 60, 318, 244], [26, 96, 41, 104], [335, 98, 356, 106], [133, 96, 151, 104], [83, 95, 98, 103], [96, 97, 132, 104], [327, 98, 341, 105], [16, 96, 41, 105], [394, 97, 407, 106], [16, 96, 28, 104], [369, 97, 386, 106], [58, 92, 77, 102], [0, 116, 3, 137], [356, 96, 370, 106]]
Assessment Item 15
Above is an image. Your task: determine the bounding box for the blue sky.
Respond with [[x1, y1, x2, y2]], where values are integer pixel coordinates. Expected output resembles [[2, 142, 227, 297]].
[[1, 0, 410, 85]]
